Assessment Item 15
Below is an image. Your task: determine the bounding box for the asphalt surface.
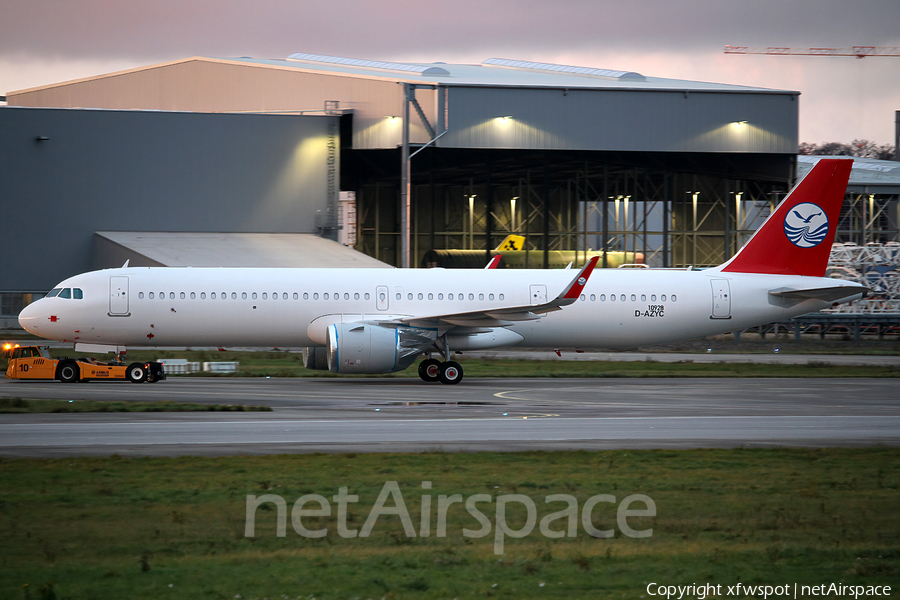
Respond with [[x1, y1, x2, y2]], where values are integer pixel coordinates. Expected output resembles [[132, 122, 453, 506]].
[[1, 375, 898, 457]]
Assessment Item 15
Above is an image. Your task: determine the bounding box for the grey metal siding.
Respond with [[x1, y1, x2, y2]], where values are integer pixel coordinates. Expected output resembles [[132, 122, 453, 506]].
[[0, 107, 337, 290], [443, 87, 797, 153]]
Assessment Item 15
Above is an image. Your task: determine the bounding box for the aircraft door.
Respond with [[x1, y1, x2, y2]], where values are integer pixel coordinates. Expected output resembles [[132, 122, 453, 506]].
[[710, 278, 731, 319], [109, 276, 130, 316], [376, 286, 389, 311], [529, 284, 548, 305]]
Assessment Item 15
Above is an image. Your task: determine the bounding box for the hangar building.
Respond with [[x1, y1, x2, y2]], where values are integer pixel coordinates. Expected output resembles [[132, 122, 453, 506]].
[[2, 53, 804, 325]]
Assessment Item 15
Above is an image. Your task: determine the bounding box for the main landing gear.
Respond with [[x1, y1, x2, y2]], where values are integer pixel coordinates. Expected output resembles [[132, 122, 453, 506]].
[[418, 337, 463, 385]]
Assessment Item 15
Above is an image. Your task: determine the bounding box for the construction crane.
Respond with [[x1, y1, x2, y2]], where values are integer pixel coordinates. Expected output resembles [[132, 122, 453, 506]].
[[724, 46, 900, 58]]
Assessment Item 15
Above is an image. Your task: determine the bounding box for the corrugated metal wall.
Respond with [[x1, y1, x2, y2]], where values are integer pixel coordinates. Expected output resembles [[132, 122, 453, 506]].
[[7, 58, 437, 150], [443, 87, 797, 153], [0, 107, 338, 290]]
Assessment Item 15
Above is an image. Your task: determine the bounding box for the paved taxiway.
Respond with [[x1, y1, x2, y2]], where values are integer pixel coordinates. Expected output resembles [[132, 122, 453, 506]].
[[1, 376, 898, 456]]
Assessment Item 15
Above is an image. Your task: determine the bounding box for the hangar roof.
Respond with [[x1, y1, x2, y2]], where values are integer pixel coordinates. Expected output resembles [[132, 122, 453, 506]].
[[222, 54, 792, 94], [95, 232, 392, 268], [798, 155, 900, 193]]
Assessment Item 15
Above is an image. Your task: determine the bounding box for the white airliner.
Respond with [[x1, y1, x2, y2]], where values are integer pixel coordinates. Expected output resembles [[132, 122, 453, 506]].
[[18, 159, 866, 384]]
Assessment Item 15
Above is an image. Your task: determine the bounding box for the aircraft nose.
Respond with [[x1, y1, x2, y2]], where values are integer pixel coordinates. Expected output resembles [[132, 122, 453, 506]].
[[18, 301, 44, 336]]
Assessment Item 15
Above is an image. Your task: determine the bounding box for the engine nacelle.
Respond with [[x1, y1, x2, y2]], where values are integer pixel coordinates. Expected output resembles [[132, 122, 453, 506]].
[[325, 323, 436, 374], [302, 347, 329, 370]]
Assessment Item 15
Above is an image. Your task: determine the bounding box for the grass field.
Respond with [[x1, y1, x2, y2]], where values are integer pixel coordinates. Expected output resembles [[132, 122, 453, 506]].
[[6, 348, 897, 380], [1, 449, 897, 599], [0, 398, 272, 413]]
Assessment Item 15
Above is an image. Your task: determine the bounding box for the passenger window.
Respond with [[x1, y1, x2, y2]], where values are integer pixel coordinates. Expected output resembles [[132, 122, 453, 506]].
[[45, 289, 62, 298], [343, 293, 349, 300], [438, 293, 443, 300], [313, 293, 319, 300], [630, 294, 636, 302], [641, 294, 646, 302], [59, 288, 72, 299], [396, 293, 401, 300], [241, 292, 247, 300], [427, 293, 433, 300], [354, 293, 359, 300], [73, 288, 83, 299], [489, 293, 494, 301], [263, 293, 268, 299], [170, 292, 176, 300], [303, 292, 309, 300], [201, 292, 206, 299], [671, 295, 677, 302], [651, 294, 657, 302], [190, 292, 196, 299], [252, 292, 257, 300], [323, 293, 329, 300], [408, 293, 413, 300], [620, 294, 626, 302], [181, 292, 186, 299], [590, 294, 596, 301], [479, 293, 484, 301], [499, 294, 504, 301], [364, 293, 370, 300], [293, 293, 298, 300], [139, 292, 144, 299], [580, 294, 586, 301], [211, 292, 216, 299], [418, 293, 423, 300], [611, 295, 616, 302], [661, 294, 667, 302], [600, 294, 606, 301], [468, 293, 474, 300], [231, 292, 237, 299], [448, 293, 454, 300]]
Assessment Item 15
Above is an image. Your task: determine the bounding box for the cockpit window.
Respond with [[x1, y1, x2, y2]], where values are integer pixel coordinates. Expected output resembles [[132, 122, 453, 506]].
[[45, 288, 62, 298], [73, 288, 83, 299], [58, 288, 72, 299]]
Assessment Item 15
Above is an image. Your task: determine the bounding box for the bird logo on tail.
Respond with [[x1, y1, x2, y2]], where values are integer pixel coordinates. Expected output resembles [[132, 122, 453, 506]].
[[784, 202, 829, 248]]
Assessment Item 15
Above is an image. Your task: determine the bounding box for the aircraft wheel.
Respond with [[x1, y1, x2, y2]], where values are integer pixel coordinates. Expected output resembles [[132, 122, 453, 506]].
[[418, 358, 442, 383], [438, 361, 463, 385], [127, 363, 148, 383], [57, 360, 80, 383]]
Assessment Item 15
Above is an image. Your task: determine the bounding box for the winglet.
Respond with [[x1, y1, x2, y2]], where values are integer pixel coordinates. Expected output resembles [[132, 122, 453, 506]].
[[485, 255, 502, 269], [560, 256, 599, 301]]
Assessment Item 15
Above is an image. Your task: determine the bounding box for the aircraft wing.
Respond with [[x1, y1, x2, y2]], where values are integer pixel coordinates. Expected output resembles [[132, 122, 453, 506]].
[[393, 256, 599, 328]]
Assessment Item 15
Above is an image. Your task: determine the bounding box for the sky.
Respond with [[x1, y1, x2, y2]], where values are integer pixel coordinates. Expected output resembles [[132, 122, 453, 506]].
[[1, 0, 898, 145]]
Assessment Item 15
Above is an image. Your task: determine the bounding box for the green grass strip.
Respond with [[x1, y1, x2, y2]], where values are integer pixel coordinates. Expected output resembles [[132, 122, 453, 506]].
[[0, 449, 897, 599], [0, 398, 272, 413]]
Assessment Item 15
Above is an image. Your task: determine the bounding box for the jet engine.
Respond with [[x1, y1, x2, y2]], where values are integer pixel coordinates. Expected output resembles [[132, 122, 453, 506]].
[[302, 346, 329, 370], [325, 323, 436, 374]]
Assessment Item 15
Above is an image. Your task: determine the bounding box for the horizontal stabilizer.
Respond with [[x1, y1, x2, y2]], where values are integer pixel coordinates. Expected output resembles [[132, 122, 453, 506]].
[[769, 285, 867, 303]]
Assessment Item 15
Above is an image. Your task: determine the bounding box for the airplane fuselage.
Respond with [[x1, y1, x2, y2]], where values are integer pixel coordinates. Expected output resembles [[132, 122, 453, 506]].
[[19, 266, 853, 351]]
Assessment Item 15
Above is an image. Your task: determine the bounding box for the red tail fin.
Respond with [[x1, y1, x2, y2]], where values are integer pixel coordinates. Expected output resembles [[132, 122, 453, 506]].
[[720, 158, 851, 277]]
